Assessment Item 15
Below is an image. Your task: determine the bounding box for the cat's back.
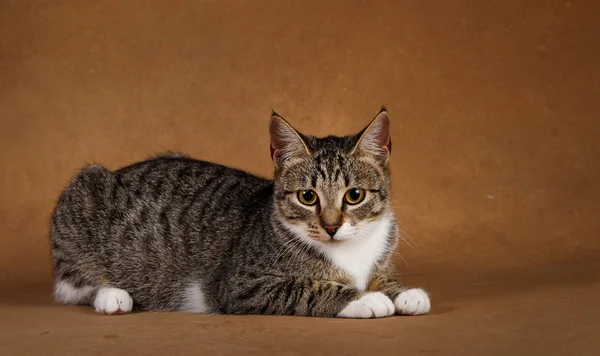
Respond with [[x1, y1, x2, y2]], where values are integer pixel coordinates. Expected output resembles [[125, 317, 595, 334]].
[[52, 153, 274, 236], [113, 153, 275, 234], [114, 153, 272, 201]]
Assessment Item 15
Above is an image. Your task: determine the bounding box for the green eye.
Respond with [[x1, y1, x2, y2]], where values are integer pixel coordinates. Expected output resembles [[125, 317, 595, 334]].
[[298, 189, 318, 205], [345, 188, 365, 205]]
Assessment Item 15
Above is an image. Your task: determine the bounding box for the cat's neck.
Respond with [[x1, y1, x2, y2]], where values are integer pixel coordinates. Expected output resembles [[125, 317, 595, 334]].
[[317, 213, 394, 290], [274, 211, 395, 291]]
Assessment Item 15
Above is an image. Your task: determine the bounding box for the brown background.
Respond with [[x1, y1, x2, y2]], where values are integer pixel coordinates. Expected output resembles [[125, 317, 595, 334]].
[[1, 1, 599, 355]]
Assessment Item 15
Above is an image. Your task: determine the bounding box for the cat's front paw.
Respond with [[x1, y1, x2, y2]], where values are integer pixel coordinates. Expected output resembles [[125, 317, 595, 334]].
[[337, 292, 395, 319], [93, 288, 133, 315], [394, 288, 430, 315]]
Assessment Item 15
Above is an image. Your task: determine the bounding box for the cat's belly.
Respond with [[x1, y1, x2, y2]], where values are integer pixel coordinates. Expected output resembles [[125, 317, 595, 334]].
[[179, 282, 208, 313]]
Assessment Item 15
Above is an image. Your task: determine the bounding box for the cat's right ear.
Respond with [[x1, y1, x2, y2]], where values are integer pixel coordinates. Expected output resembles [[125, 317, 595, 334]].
[[269, 111, 311, 165]]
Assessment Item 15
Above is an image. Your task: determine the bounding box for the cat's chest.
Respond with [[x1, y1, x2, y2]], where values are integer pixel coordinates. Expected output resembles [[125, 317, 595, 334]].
[[321, 216, 392, 291]]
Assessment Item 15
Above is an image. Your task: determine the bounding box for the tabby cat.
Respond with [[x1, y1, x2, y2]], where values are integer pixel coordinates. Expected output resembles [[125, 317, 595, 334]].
[[50, 107, 431, 318]]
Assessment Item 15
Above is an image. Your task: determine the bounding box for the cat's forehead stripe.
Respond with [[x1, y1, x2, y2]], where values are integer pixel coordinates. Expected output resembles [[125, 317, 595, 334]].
[[318, 167, 327, 181], [337, 154, 345, 167]]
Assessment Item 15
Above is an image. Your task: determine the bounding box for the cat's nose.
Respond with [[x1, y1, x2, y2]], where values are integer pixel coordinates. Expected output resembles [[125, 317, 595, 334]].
[[322, 224, 340, 237]]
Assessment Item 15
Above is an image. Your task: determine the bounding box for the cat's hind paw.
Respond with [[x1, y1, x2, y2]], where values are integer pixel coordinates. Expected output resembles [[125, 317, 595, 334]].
[[93, 288, 133, 315], [337, 292, 395, 319], [394, 288, 430, 315]]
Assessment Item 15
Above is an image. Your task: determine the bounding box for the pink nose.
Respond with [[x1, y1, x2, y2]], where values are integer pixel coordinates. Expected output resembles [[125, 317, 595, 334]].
[[323, 225, 340, 237]]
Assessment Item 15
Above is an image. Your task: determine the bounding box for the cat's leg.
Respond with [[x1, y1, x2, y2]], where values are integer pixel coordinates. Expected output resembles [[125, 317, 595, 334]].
[[336, 291, 395, 318], [54, 281, 134, 315], [393, 288, 431, 316], [54, 280, 97, 305], [93, 287, 134, 315], [219, 275, 394, 318], [368, 271, 431, 316]]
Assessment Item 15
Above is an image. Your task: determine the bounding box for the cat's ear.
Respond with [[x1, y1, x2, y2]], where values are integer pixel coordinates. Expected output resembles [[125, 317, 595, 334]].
[[269, 111, 311, 165], [351, 107, 392, 164]]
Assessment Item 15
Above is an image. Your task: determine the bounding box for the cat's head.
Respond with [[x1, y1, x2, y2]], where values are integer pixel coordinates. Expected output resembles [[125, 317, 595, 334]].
[[270, 107, 393, 245]]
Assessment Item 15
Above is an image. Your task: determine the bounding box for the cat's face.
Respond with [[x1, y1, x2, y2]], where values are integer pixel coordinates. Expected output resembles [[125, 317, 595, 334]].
[[270, 108, 392, 245]]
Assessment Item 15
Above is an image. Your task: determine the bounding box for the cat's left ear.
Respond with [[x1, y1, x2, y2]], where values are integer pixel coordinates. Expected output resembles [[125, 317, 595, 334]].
[[351, 107, 392, 164]]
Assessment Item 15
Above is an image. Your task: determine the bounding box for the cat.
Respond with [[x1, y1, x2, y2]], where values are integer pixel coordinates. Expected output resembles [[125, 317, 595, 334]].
[[50, 107, 431, 318]]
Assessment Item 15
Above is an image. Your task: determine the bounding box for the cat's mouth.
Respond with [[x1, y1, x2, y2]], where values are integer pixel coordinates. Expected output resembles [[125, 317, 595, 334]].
[[320, 235, 352, 243]]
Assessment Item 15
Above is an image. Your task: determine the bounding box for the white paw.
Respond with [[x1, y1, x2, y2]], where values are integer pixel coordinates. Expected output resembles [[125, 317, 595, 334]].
[[93, 288, 133, 315], [337, 292, 395, 319], [394, 288, 431, 315]]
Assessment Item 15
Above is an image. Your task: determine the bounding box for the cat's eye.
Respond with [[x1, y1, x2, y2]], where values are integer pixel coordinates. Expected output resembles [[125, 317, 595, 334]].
[[344, 188, 365, 205], [298, 189, 318, 206]]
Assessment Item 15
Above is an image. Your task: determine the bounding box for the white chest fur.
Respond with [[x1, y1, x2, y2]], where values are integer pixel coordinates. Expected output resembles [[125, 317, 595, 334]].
[[319, 215, 393, 290]]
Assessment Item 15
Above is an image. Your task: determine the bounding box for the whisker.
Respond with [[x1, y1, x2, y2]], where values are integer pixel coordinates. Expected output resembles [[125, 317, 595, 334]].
[[396, 251, 412, 270], [397, 224, 421, 251], [285, 234, 314, 269], [399, 236, 420, 256], [270, 236, 302, 269], [250, 199, 272, 209]]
